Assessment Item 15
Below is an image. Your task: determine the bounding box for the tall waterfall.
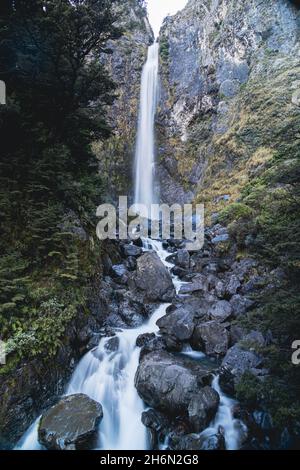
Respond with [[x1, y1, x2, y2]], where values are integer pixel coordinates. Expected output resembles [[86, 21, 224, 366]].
[[134, 42, 159, 209]]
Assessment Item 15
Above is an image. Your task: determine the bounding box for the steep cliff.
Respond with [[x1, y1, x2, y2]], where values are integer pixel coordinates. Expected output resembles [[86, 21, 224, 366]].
[[93, 0, 153, 200], [157, 0, 300, 208]]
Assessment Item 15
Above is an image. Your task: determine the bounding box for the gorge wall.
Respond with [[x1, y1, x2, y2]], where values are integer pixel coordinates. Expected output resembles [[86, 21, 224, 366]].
[[157, 0, 300, 210], [93, 0, 153, 201]]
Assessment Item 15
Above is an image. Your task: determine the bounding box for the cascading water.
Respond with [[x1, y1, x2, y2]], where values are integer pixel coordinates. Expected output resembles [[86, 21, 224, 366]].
[[134, 43, 159, 210], [16, 39, 245, 452]]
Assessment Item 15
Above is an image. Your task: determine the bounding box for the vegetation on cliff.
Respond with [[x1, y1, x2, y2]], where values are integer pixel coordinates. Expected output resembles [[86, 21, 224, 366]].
[[0, 0, 121, 368]]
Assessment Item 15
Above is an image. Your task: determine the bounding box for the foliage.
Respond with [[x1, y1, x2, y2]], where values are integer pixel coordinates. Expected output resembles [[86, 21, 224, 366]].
[[0, 0, 120, 367]]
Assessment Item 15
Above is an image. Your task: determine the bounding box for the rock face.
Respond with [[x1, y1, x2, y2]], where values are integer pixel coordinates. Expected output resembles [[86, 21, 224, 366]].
[[38, 394, 103, 450], [94, 0, 153, 199], [131, 252, 175, 302], [157, 0, 300, 205]]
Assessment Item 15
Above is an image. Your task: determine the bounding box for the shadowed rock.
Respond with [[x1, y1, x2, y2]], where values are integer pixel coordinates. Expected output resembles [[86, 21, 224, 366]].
[[38, 394, 103, 450]]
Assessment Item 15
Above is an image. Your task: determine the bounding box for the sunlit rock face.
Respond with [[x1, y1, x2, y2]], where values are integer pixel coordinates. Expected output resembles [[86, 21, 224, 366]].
[[157, 0, 300, 205]]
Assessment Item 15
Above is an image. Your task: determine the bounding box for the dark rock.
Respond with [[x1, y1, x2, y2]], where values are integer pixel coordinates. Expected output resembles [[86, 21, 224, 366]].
[[110, 264, 128, 285], [157, 306, 196, 347], [139, 337, 167, 361], [125, 256, 137, 272], [220, 345, 264, 391], [104, 336, 119, 352], [136, 333, 156, 348], [179, 274, 209, 295], [191, 321, 229, 357], [200, 430, 226, 450], [175, 249, 190, 269], [123, 244, 143, 257], [141, 409, 170, 448], [188, 387, 220, 432], [209, 300, 233, 322], [135, 351, 213, 416], [38, 394, 103, 450], [131, 252, 175, 302]]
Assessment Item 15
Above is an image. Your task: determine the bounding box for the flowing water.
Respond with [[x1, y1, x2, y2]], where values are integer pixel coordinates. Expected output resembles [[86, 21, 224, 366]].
[[16, 42, 245, 451], [134, 43, 159, 210]]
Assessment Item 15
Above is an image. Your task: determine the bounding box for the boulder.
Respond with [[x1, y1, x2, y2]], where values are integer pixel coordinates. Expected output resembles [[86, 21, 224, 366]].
[[191, 321, 229, 357], [209, 300, 232, 322], [188, 387, 220, 432], [179, 274, 209, 295], [175, 249, 190, 269], [136, 333, 156, 348], [135, 351, 213, 417], [131, 252, 175, 302], [220, 344, 264, 392], [157, 297, 210, 350], [38, 394, 103, 450]]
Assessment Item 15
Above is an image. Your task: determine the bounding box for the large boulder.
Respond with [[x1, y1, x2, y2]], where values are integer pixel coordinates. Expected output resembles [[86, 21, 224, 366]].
[[191, 321, 229, 357], [131, 252, 175, 302], [208, 300, 233, 322], [38, 394, 103, 450], [135, 351, 213, 418], [157, 297, 210, 350]]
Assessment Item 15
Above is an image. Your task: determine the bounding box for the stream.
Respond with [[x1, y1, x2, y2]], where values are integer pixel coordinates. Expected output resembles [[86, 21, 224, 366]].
[[16, 41, 245, 451]]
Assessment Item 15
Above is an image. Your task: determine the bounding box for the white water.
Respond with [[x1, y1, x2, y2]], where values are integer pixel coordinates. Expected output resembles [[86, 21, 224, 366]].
[[134, 43, 159, 210], [15, 40, 244, 451], [200, 376, 247, 450], [16, 239, 244, 451]]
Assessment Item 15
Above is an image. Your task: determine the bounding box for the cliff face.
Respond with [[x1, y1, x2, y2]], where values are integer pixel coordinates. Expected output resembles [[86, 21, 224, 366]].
[[157, 0, 300, 207], [94, 0, 153, 201]]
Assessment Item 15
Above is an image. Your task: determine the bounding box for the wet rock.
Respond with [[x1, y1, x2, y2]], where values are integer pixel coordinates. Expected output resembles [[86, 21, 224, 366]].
[[131, 252, 175, 302], [139, 337, 167, 361], [104, 336, 119, 352], [135, 351, 213, 416], [136, 333, 156, 348], [191, 321, 229, 357], [200, 429, 226, 450], [38, 394, 103, 450], [157, 306, 196, 349], [188, 387, 220, 432], [142, 409, 170, 448]]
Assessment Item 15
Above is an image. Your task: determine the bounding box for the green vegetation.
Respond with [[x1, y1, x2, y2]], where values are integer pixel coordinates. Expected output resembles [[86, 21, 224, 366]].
[[0, 0, 121, 369]]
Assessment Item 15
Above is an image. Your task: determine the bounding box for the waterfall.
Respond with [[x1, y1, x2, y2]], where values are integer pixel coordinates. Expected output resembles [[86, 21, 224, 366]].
[[134, 43, 159, 210]]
